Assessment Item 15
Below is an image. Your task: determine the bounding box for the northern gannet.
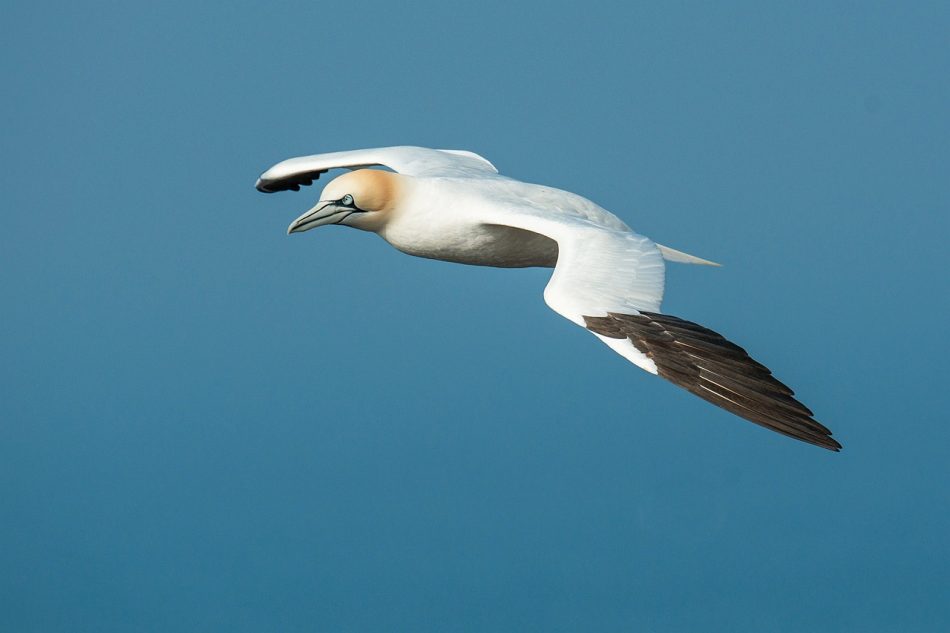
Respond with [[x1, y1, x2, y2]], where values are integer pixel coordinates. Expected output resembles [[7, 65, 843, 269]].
[[256, 146, 840, 451]]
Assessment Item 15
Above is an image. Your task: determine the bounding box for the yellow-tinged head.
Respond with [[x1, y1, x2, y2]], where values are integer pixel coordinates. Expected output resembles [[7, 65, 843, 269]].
[[287, 169, 403, 234]]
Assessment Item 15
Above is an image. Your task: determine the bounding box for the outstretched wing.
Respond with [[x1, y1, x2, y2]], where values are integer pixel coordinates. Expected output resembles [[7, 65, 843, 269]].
[[482, 205, 840, 451], [479, 205, 667, 367], [584, 312, 840, 450], [256, 146, 498, 193]]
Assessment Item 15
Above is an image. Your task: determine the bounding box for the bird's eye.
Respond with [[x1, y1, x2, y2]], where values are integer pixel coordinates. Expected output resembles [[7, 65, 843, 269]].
[[341, 194, 354, 206]]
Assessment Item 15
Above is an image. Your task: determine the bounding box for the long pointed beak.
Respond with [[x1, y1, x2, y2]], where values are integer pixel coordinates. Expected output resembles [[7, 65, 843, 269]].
[[287, 201, 352, 234]]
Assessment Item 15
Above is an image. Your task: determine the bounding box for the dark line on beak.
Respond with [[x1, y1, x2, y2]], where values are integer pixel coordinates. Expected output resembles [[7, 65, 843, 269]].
[[293, 209, 354, 232]]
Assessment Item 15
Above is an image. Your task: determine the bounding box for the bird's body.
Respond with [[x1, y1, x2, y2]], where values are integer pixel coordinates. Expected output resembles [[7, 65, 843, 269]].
[[380, 177, 597, 267], [256, 146, 840, 451]]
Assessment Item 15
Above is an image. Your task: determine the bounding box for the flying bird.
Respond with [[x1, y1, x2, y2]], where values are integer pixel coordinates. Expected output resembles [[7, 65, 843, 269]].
[[256, 146, 840, 451]]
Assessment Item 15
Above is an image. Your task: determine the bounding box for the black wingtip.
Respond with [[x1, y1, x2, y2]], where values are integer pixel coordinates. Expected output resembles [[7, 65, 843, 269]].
[[254, 169, 328, 194], [255, 178, 277, 193], [585, 311, 842, 452], [820, 435, 843, 452]]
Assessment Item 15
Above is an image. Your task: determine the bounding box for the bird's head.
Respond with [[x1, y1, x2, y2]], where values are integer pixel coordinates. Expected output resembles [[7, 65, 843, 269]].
[[287, 169, 403, 235]]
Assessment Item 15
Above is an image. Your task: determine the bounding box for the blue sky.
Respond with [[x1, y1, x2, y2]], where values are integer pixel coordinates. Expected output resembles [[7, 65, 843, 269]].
[[2, 2, 948, 631]]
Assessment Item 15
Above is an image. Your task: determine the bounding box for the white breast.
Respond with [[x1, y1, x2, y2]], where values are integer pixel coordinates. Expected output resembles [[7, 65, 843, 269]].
[[378, 177, 624, 268]]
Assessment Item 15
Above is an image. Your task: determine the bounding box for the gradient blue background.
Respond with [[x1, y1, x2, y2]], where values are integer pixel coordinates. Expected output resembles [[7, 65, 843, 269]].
[[2, 2, 948, 631]]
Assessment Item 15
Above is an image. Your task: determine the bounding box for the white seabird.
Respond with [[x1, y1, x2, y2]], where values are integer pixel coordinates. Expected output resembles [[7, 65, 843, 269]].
[[256, 146, 840, 451]]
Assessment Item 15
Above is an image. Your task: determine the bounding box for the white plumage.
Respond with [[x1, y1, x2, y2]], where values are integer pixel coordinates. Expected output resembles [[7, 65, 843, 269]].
[[256, 146, 840, 451]]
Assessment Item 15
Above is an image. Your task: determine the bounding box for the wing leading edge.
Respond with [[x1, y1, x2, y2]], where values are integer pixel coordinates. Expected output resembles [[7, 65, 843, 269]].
[[256, 145, 498, 193]]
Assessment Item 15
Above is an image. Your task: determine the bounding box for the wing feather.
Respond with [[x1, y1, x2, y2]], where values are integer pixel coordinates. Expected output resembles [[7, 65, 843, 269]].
[[256, 146, 498, 193], [479, 206, 665, 321], [585, 312, 840, 450], [479, 205, 837, 450]]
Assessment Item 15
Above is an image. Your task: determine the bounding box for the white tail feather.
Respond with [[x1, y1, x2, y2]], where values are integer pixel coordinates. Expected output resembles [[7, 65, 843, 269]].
[[656, 244, 721, 266]]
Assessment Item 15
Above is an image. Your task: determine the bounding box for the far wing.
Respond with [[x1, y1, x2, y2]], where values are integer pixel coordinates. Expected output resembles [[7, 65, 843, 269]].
[[256, 146, 498, 193]]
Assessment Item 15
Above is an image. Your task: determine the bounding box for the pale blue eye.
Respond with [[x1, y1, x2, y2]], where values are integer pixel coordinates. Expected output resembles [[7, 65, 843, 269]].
[[341, 194, 354, 206]]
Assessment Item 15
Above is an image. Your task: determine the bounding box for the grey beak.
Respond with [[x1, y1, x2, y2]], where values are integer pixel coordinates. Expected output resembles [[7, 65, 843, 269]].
[[287, 201, 352, 234]]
